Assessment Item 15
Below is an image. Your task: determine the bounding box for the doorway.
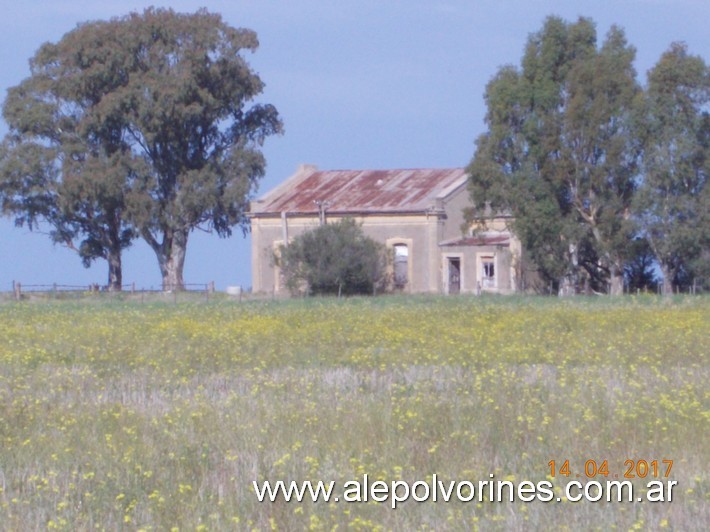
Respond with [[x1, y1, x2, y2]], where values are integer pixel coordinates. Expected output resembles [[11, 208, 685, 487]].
[[448, 257, 461, 294]]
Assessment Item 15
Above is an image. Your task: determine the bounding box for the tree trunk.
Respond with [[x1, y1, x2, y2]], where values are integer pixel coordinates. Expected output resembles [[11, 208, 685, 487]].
[[660, 264, 675, 297], [160, 230, 188, 291], [558, 273, 577, 296], [558, 242, 579, 297], [107, 247, 123, 292], [609, 262, 624, 296]]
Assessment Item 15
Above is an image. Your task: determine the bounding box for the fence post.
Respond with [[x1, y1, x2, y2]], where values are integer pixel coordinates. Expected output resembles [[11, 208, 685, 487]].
[[131, 282, 136, 294], [209, 281, 215, 293], [14, 281, 21, 301]]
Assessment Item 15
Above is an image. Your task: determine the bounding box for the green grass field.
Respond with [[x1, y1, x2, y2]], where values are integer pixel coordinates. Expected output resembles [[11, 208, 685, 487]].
[[0, 295, 707, 530]]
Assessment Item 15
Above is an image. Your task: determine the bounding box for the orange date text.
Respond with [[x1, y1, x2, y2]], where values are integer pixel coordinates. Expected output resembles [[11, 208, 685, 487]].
[[548, 459, 673, 479]]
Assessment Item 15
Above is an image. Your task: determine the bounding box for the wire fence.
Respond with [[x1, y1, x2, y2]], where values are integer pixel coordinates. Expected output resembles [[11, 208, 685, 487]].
[[4, 279, 704, 302], [7, 280, 222, 302]]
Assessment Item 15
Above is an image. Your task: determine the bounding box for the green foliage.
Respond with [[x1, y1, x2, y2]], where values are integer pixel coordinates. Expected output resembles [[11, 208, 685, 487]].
[[467, 16, 641, 295], [467, 18, 709, 295], [0, 48, 136, 289], [277, 219, 387, 296], [633, 43, 709, 295], [623, 237, 659, 292], [0, 7, 282, 290]]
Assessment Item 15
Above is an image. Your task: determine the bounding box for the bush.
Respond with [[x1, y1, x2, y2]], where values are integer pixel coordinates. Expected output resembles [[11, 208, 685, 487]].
[[277, 218, 387, 296]]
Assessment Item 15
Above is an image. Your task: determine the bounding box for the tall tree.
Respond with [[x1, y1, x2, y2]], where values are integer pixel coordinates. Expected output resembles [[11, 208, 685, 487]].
[[1, 8, 282, 290], [0, 21, 137, 290], [118, 8, 282, 290], [634, 43, 709, 295], [467, 16, 641, 295]]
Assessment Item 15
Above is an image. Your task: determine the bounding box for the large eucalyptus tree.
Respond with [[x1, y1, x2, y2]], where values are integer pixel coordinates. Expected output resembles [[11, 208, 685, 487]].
[[1, 8, 282, 290], [634, 43, 709, 295], [467, 16, 641, 295]]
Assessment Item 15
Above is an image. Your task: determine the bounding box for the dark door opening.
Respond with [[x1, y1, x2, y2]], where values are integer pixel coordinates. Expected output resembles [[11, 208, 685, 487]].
[[448, 258, 461, 294]]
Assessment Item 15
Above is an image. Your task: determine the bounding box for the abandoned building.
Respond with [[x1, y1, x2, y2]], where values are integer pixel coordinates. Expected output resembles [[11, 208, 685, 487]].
[[248, 164, 526, 295]]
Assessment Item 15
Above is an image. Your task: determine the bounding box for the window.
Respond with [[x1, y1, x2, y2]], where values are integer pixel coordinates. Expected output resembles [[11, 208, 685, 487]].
[[393, 244, 409, 288], [482, 257, 495, 288]]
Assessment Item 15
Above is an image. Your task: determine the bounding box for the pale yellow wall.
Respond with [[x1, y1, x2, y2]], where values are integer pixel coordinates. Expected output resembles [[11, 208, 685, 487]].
[[251, 214, 443, 294], [440, 186, 471, 241], [249, 183, 529, 295]]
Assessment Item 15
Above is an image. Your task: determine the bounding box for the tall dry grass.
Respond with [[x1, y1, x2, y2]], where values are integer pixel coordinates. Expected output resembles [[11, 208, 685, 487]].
[[0, 295, 707, 530]]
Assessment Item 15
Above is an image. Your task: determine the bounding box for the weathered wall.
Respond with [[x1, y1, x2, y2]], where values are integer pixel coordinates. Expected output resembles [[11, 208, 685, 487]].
[[439, 244, 514, 294], [250, 183, 528, 296], [439, 185, 471, 242], [251, 214, 443, 294]]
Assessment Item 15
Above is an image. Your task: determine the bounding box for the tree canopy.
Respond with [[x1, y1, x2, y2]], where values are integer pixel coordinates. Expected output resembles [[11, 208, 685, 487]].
[[277, 219, 387, 297], [634, 43, 709, 295], [468, 16, 646, 295], [1, 7, 282, 290]]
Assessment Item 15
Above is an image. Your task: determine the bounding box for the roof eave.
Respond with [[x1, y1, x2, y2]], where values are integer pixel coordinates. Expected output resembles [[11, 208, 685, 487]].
[[249, 208, 446, 219]]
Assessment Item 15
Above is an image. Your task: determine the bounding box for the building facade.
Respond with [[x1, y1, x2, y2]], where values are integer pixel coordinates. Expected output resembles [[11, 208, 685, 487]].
[[249, 165, 524, 295]]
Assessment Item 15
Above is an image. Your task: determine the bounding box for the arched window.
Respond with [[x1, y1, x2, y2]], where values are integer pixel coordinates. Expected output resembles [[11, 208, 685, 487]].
[[393, 244, 409, 288]]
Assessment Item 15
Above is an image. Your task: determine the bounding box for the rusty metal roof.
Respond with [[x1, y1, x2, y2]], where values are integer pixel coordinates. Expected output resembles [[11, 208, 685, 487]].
[[250, 165, 468, 216]]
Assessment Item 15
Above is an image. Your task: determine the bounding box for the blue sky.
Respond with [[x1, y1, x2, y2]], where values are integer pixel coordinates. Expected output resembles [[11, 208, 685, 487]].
[[0, 0, 707, 291]]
